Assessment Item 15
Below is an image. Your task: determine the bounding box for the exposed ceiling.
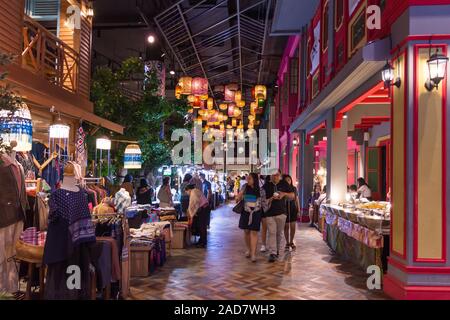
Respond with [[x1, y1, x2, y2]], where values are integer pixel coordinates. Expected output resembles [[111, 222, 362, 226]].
[[91, 0, 286, 96], [154, 0, 283, 99]]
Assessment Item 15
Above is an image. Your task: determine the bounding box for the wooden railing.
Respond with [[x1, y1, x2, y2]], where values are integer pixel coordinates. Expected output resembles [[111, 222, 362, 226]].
[[21, 15, 79, 94]]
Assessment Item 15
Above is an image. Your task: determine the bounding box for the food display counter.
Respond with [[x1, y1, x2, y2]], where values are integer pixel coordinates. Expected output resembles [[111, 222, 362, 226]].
[[320, 202, 391, 272]]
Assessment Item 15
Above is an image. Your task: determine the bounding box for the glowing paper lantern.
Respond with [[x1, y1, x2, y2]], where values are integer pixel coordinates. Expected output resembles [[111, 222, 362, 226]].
[[207, 98, 214, 110], [228, 104, 235, 117], [193, 96, 202, 108], [124, 144, 142, 169], [49, 118, 70, 139], [192, 77, 208, 96], [224, 84, 238, 102], [232, 119, 237, 127], [233, 108, 242, 118], [0, 103, 32, 152], [178, 76, 192, 95], [234, 90, 242, 102], [96, 136, 111, 150], [237, 100, 245, 108], [254, 85, 267, 100], [187, 95, 195, 103], [219, 103, 228, 111], [175, 85, 182, 99], [248, 114, 255, 122], [200, 94, 209, 101]]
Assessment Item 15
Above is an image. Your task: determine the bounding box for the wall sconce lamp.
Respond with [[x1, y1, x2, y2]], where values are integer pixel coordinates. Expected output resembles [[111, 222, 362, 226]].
[[381, 61, 401, 88], [425, 52, 449, 92]]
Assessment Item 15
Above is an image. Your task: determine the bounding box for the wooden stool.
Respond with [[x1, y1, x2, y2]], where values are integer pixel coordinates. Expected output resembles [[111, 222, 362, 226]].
[[15, 257, 46, 300]]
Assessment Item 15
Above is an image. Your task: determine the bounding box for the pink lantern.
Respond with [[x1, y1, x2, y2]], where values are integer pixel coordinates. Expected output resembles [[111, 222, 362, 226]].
[[224, 84, 238, 102], [192, 77, 208, 96], [227, 103, 235, 117]]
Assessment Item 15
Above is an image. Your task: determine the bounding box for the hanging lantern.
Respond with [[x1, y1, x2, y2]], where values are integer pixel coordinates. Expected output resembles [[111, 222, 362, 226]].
[[233, 108, 242, 118], [175, 85, 182, 99], [0, 103, 33, 152], [192, 96, 202, 108], [49, 117, 70, 139], [237, 100, 245, 108], [187, 95, 196, 103], [96, 136, 111, 150], [192, 77, 208, 96], [200, 94, 209, 101], [178, 76, 192, 95], [224, 84, 238, 102], [254, 85, 267, 100], [234, 90, 242, 102], [198, 109, 206, 117], [124, 144, 142, 169], [207, 97, 214, 110], [222, 115, 228, 121], [255, 120, 261, 125], [248, 114, 255, 122], [219, 103, 228, 111], [232, 119, 237, 127], [228, 104, 235, 117]]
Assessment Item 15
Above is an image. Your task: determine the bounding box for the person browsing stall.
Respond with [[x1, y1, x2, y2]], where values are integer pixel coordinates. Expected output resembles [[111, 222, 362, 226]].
[[185, 184, 210, 248], [357, 178, 373, 201]]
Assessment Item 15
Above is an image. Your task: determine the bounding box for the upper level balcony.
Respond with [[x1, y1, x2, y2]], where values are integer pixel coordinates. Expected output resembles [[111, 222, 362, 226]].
[[22, 14, 80, 95]]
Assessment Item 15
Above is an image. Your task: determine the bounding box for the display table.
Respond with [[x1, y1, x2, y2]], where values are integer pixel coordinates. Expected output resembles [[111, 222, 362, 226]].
[[320, 203, 390, 272]]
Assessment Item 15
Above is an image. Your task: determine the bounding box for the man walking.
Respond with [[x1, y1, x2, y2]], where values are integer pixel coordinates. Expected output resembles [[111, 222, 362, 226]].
[[263, 170, 295, 262]]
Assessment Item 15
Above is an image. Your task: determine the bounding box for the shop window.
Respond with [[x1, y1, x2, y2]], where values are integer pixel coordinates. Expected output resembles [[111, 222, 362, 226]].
[[348, 5, 366, 57], [290, 52, 299, 94], [335, 0, 344, 30], [322, 1, 329, 52]]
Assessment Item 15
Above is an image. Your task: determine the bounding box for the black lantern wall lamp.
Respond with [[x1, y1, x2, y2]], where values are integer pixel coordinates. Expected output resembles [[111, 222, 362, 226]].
[[381, 61, 401, 89], [425, 50, 449, 92]]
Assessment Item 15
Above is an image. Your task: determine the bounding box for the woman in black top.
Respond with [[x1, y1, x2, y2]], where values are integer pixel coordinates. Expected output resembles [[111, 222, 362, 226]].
[[136, 178, 154, 205], [283, 175, 300, 250]]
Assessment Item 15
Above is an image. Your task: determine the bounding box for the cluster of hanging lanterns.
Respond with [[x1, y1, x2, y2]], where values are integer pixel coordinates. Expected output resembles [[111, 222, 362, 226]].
[[176, 75, 268, 134]]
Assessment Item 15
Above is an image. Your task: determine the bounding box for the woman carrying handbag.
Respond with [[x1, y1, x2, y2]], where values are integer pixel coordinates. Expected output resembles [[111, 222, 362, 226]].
[[236, 173, 264, 262], [283, 175, 300, 251]]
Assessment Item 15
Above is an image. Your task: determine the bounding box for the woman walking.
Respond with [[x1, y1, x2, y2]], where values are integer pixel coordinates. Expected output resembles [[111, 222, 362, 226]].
[[283, 175, 300, 251], [185, 184, 210, 248], [236, 173, 264, 262]]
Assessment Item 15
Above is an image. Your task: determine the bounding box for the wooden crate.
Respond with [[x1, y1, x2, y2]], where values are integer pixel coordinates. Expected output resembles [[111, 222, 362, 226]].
[[172, 228, 187, 249], [130, 246, 152, 277]]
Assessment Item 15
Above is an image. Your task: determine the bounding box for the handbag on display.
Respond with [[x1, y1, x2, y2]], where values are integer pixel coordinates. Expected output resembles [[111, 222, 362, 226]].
[[232, 200, 244, 214]]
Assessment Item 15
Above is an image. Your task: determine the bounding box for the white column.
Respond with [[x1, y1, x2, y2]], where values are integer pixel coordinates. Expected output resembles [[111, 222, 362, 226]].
[[327, 114, 348, 204]]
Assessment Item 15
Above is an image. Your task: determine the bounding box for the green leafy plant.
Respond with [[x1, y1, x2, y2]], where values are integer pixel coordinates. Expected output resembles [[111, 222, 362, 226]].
[[91, 57, 190, 173]]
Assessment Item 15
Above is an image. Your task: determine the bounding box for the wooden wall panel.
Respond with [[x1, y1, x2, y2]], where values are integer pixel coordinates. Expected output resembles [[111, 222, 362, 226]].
[[0, 0, 24, 55], [78, 16, 91, 98]]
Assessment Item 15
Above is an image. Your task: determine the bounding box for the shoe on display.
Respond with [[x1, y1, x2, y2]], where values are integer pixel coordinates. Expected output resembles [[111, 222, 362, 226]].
[[268, 254, 277, 263], [260, 245, 267, 252]]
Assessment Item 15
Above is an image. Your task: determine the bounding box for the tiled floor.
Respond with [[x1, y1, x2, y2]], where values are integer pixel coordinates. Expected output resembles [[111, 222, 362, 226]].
[[130, 204, 388, 300]]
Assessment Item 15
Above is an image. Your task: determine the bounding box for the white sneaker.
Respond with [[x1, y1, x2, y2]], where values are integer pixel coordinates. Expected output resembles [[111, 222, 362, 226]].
[[260, 245, 267, 253]]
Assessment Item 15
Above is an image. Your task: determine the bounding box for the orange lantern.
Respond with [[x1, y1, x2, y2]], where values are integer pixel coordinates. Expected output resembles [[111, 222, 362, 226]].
[[234, 90, 242, 102], [248, 114, 255, 121], [237, 100, 245, 108], [232, 119, 237, 127], [187, 95, 195, 103], [179, 76, 192, 95], [233, 108, 241, 118], [219, 103, 228, 111], [207, 97, 214, 110], [200, 94, 209, 101], [175, 85, 182, 99], [254, 85, 267, 100]]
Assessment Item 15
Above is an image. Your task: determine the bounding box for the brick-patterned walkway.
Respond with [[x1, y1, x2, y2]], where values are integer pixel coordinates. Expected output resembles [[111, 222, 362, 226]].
[[130, 204, 388, 300]]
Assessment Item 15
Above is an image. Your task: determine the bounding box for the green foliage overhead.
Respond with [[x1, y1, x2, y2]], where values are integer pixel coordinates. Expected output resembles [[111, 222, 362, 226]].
[[91, 57, 190, 171]]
